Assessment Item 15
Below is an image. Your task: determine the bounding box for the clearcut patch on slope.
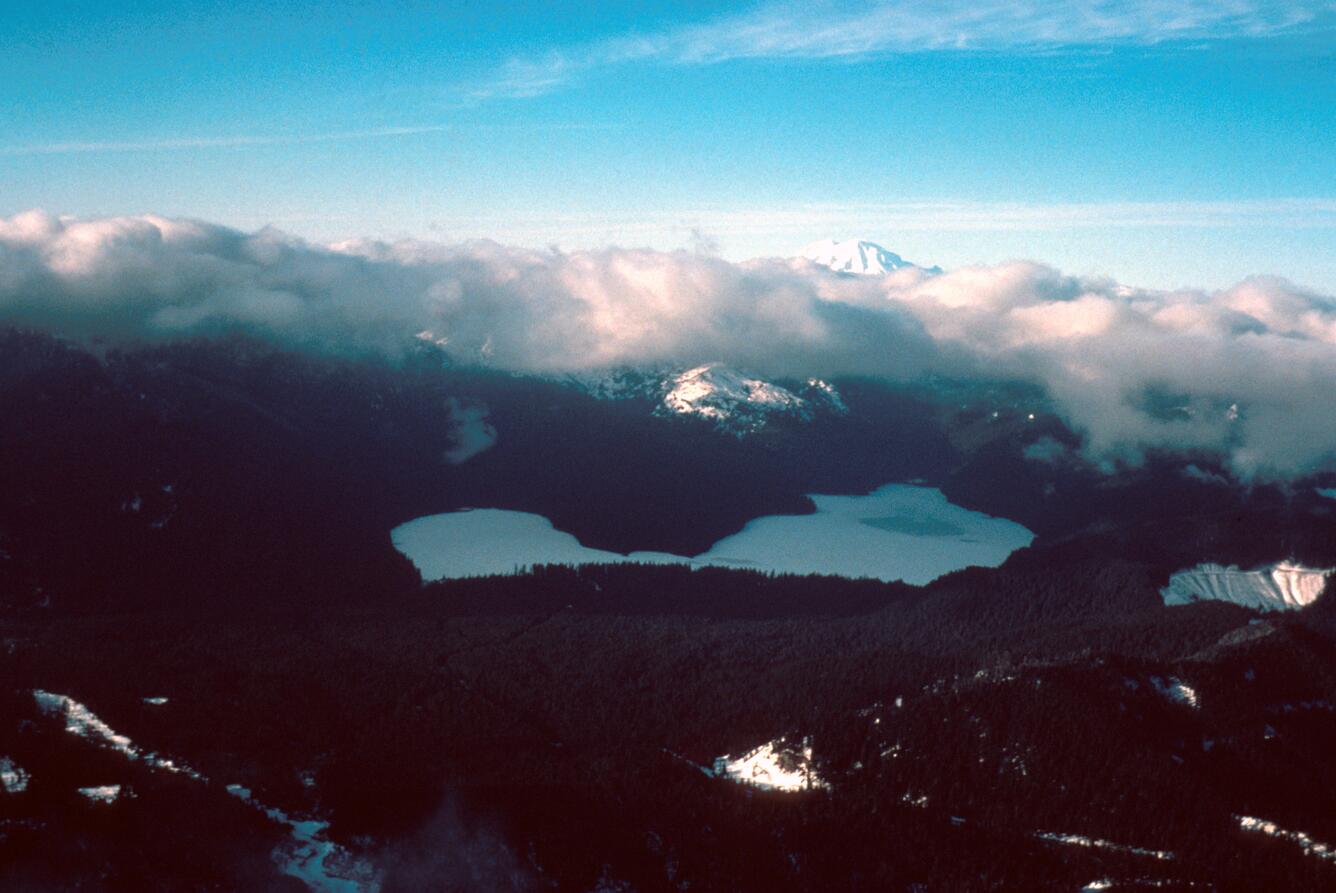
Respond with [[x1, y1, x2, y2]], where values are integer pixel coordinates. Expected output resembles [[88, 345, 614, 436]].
[[709, 737, 827, 792], [1161, 562, 1332, 612]]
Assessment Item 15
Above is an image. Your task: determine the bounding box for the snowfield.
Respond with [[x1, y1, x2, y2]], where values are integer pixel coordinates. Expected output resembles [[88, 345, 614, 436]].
[[710, 737, 828, 792]]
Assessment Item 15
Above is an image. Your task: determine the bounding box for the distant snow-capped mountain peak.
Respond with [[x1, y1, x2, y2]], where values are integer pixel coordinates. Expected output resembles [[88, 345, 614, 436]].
[[799, 239, 939, 276]]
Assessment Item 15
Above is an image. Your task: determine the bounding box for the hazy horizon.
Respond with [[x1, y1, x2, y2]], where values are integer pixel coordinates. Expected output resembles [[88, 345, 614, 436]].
[[4, 1, 1335, 291]]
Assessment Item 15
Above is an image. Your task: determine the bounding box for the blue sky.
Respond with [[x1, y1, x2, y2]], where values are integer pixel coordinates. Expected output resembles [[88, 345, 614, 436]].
[[4, 0, 1335, 290]]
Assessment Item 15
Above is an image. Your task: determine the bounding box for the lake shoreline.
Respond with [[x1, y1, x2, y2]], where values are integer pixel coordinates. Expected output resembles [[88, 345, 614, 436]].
[[392, 483, 1034, 586]]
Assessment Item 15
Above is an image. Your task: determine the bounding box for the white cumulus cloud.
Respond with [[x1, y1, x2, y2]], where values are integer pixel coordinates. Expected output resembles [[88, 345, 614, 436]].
[[4, 209, 1336, 481]]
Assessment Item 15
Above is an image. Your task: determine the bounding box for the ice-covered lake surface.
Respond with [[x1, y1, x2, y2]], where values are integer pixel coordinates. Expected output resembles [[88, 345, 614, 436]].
[[391, 484, 1034, 585]]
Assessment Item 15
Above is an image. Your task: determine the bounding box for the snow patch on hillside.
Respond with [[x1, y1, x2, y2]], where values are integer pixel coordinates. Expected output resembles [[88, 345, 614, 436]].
[[1161, 562, 1332, 612], [711, 737, 828, 791], [1150, 676, 1200, 709], [1, 756, 29, 794], [78, 784, 125, 804]]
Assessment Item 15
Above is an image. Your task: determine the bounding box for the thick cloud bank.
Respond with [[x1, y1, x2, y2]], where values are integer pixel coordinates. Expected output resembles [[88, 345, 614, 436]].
[[4, 209, 1336, 479]]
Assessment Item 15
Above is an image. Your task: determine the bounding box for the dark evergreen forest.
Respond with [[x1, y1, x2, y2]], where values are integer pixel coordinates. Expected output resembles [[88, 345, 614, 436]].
[[4, 329, 1336, 891]]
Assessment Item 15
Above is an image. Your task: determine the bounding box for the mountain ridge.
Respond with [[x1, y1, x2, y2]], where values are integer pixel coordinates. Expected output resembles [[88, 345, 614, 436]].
[[565, 361, 849, 436]]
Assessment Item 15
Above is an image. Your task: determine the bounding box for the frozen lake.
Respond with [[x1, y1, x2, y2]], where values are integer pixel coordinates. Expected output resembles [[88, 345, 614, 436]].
[[391, 484, 1033, 586]]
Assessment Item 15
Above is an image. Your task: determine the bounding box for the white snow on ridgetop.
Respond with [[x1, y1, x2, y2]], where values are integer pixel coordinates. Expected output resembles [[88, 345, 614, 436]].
[[33, 689, 204, 780], [799, 239, 934, 276], [663, 363, 805, 421], [805, 377, 848, 414], [35, 690, 137, 758], [1161, 562, 1332, 612], [1238, 815, 1336, 864], [566, 363, 848, 435], [658, 363, 848, 434], [1034, 830, 1174, 861]]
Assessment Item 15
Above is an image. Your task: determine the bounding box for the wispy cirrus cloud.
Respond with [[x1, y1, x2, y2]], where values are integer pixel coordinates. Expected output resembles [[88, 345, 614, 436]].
[[422, 199, 1336, 247], [0, 125, 452, 158], [0, 121, 619, 158], [469, 0, 1333, 100]]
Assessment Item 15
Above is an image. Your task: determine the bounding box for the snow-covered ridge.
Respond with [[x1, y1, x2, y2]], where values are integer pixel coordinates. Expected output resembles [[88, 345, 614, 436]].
[[34, 689, 203, 781], [33, 690, 373, 892], [1035, 830, 1174, 861], [799, 238, 939, 276], [569, 362, 848, 435], [661, 364, 848, 433], [1161, 561, 1332, 612], [661, 363, 809, 431], [663, 364, 801, 417], [1238, 815, 1336, 864]]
